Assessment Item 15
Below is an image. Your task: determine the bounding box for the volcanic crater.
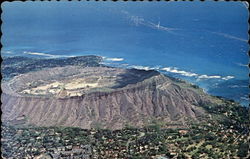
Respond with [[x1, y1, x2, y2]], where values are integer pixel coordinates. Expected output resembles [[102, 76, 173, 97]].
[[5, 66, 159, 98], [2, 64, 212, 129]]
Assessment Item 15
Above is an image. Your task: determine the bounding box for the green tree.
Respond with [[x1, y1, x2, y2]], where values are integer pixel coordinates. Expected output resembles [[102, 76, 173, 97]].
[[237, 143, 249, 157]]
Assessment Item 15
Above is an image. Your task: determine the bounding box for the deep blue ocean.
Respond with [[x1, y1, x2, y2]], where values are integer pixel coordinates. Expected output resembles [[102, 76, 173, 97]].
[[1, 1, 249, 106]]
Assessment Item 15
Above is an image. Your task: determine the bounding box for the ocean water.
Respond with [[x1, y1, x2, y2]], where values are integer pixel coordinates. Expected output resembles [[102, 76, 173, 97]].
[[1, 1, 249, 106]]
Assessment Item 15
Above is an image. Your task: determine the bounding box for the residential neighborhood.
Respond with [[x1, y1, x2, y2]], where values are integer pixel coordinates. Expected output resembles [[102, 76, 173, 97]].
[[1, 117, 249, 159]]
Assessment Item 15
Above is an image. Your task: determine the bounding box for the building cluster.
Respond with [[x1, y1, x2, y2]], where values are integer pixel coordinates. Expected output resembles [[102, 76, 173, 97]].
[[1, 120, 249, 159], [1, 125, 92, 159]]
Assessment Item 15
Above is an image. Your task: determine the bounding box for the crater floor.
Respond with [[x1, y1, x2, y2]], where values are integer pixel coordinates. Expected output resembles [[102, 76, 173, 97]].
[[6, 66, 158, 98]]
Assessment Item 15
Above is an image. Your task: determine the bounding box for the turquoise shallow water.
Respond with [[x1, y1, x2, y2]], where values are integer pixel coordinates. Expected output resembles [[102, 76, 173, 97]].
[[1, 1, 249, 106]]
